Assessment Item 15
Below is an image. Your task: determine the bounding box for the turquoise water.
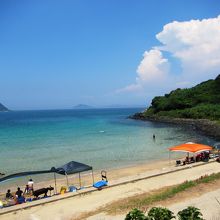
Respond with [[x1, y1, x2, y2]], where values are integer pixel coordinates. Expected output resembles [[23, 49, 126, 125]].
[[0, 108, 215, 175]]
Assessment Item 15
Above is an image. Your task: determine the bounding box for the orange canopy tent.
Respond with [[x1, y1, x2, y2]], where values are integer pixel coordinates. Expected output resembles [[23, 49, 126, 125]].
[[169, 142, 213, 153]]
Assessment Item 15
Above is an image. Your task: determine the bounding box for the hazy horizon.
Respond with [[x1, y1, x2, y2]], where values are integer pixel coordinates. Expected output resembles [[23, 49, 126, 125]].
[[3, 104, 146, 111]]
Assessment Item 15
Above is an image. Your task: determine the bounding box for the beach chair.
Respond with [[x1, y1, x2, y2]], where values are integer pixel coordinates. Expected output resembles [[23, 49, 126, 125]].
[[190, 157, 195, 163], [176, 160, 181, 166], [93, 170, 108, 190]]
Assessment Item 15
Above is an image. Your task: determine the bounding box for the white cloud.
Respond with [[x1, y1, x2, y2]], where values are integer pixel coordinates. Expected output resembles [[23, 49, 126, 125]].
[[118, 15, 220, 94], [136, 49, 170, 83], [157, 15, 220, 81], [115, 83, 142, 93]]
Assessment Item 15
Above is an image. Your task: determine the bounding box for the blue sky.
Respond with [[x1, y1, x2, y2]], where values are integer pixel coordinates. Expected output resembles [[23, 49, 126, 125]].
[[0, 0, 220, 110]]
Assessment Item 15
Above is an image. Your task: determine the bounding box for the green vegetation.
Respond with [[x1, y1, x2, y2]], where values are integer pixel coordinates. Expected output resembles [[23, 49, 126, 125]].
[[125, 208, 147, 220], [143, 75, 220, 121], [107, 173, 220, 213], [177, 206, 204, 220], [147, 207, 175, 220], [125, 206, 203, 220], [76, 173, 220, 220]]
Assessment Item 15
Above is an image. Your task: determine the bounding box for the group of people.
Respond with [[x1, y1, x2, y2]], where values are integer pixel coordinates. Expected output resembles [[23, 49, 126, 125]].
[[195, 151, 210, 162], [181, 151, 210, 165], [5, 179, 34, 204], [176, 151, 211, 166]]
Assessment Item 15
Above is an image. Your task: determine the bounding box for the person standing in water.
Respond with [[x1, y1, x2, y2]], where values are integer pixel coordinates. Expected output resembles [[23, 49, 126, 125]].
[[153, 134, 156, 141]]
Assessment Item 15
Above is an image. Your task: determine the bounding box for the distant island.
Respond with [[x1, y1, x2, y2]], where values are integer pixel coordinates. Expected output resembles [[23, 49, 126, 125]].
[[73, 104, 93, 109], [0, 103, 9, 112], [131, 75, 220, 139]]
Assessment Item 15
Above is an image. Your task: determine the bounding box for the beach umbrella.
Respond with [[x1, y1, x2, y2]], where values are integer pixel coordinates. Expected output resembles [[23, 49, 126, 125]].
[[168, 142, 213, 164], [169, 142, 213, 153]]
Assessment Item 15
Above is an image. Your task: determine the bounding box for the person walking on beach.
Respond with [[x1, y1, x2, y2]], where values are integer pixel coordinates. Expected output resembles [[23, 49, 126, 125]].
[[28, 178, 34, 193]]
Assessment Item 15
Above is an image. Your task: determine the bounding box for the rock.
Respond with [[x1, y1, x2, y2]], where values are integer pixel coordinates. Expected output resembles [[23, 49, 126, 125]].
[[131, 114, 220, 141]]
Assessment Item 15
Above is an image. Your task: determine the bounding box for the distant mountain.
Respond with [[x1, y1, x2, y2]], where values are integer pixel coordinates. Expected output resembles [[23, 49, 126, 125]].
[[0, 103, 9, 112], [73, 104, 93, 109]]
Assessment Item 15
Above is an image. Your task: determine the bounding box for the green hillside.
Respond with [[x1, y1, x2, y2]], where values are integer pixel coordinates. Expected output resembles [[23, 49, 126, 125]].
[[143, 75, 220, 121]]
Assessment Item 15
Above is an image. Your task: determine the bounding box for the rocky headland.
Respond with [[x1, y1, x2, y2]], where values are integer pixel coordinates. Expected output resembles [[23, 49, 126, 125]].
[[130, 113, 220, 140], [130, 75, 220, 140]]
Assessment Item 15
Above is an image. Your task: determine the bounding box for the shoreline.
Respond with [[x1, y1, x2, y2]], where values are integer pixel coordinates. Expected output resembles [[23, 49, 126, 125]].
[[0, 159, 219, 219], [130, 113, 220, 140], [0, 158, 171, 195]]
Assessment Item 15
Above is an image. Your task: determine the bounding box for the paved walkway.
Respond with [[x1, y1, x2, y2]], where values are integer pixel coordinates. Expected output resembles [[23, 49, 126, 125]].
[[0, 161, 219, 220]]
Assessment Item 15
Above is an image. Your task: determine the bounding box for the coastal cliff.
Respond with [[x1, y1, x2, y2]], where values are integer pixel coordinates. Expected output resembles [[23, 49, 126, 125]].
[[130, 75, 220, 140], [0, 103, 9, 112]]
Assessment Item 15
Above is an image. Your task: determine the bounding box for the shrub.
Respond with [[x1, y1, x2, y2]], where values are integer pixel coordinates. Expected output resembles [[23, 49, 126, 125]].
[[125, 206, 204, 220], [125, 208, 147, 220], [177, 206, 204, 220], [147, 207, 175, 220]]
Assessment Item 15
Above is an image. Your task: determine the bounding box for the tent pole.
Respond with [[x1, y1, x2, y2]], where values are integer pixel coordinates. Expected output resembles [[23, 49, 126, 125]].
[[169, 151, 171, 167], [79, 172, 81, 189], [92, 169, 94, 185], [65, 172, 69, 188], [54, 173, 57, 195]]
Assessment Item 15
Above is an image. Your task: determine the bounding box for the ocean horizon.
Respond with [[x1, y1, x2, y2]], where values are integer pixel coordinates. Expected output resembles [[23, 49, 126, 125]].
[[0, 108, 215, 176]]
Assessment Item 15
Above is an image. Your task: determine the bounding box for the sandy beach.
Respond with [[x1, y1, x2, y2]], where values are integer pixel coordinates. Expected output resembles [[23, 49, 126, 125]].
[[0, 159, 219, 220], [0, 159, 171, 194]]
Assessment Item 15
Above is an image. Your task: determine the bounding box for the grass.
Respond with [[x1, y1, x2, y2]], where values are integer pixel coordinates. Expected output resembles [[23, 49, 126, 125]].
[[103, 172, 220, 214], [74, 172, 220, 219]]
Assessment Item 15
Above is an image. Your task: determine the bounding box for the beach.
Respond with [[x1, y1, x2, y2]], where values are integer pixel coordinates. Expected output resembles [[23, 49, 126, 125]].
[[0, 159, 172, 196], [0, 109, 215, 177], [0, 158, 220, 220], [0, 109, 219, 219], [2, 1, 220, 219]]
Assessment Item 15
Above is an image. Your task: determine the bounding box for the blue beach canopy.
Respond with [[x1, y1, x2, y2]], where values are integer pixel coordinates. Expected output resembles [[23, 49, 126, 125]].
[[55, 161, 93, 175]]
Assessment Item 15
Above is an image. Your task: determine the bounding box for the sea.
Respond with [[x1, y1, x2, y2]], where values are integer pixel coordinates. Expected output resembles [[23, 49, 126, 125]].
[[0, 108, 216, 178]]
